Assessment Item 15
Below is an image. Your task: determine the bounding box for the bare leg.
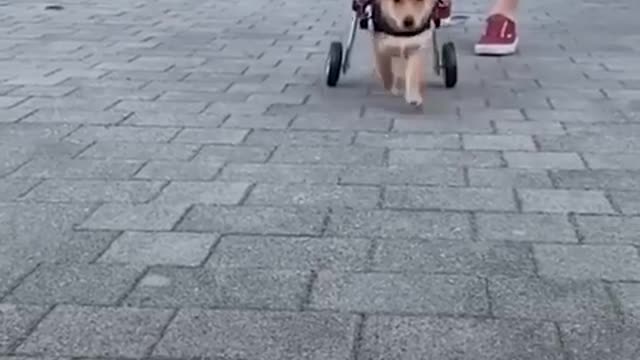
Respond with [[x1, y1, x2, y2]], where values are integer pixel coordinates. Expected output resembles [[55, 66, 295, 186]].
[[488, 0, 518, 20]]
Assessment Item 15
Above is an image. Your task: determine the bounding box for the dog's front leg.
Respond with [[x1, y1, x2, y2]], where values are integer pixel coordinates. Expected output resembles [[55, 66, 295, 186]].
[[375, 52, 394, 92], [404, 48, 426, 106]]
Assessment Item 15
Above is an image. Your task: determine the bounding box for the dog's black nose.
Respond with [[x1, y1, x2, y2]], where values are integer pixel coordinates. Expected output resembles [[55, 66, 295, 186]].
[[403, 16, 415, 28]]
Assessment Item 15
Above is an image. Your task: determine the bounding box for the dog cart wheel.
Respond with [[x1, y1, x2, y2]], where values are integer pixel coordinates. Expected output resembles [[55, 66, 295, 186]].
[[325, 41, 343, 87], [441, 41, 457, 88]]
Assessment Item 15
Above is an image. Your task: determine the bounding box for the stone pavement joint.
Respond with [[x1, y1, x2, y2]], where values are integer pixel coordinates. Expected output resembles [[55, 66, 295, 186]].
[[1, 0, 640, 358]]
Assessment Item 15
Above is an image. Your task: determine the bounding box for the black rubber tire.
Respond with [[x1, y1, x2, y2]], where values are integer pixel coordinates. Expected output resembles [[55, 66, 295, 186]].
[[326, 42, 343, 87], [442, 42, 458, 88]]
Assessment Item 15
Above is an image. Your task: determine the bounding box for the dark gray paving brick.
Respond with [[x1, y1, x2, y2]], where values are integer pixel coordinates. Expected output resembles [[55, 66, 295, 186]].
[[125, 267, 309, 310], [153, 309, 356, 360], [176, 205, 326, 235], [0, 304, 49, 353], [244, 130, 353, 147], [607, 191, 640, 215], [98, 231, 219, 266], [518, 189, 615, 213], [222, 114, 293, 129], [340, 165, 464, 186], [534, 244, 640, 281], [614, 283, 640, 322], [78, 142, 200, 161], [114, 100, 207, 113], [310, 272, 488, 315], [10, 159, 143, 180], [290, 115, 391, 131], [463, 135, 536, 151], [171, 128, 249, 144], [219, 163, 342, 184], [78, 203, 189, 231], [373, 240, 534, 277], [560, 322, 640, 360], [354, 132, 460, 149], [360, 316, 564, 360], [207, 235, 370, 271], [389, 149, 503, 167], [23, 179, 165, 203], [489, 276, 616, 322], [17, 305, 173, 358], [5, 264, 143, 306], [504, 152, 585, 169], [327, 209, 470, 240], [193, 144, 273, 163], [0, 178, 39, 201], [384, 186, 516, 211], [477, 213, 577, 243], [246, 183, 379, 208], [270, 146, 385, 165], [551, 170, 640, 191], [392, 118, 494, 133], [155, 181, 250, 206], [0, 109, 33, 123], [537, 134, 640, 153], [468, 168, 553, 188], [494, 120, 565, 135], [576, 215, 640, 245]]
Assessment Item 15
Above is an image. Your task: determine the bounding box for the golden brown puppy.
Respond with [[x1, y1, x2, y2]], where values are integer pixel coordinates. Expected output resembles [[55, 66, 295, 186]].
[[371, 0, 436, 106]]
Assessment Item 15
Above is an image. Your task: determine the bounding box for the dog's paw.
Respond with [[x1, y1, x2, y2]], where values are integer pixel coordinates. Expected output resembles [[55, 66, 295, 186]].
[[405, 93, 423, 107]]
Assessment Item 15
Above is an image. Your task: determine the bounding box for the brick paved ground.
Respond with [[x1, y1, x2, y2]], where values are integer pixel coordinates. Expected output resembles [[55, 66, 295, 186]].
[[1, 0, 640, 358]]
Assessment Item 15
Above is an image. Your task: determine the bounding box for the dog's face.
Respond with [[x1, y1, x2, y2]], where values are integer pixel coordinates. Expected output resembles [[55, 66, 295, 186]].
[[377, 0, 436, 31]]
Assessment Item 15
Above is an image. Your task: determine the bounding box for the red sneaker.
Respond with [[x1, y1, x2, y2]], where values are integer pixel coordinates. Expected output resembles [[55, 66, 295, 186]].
[[474, 14, 518, 55]]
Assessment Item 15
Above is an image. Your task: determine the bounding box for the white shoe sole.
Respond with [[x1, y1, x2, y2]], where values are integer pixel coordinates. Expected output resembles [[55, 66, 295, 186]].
[[474, 37, 519, 55]]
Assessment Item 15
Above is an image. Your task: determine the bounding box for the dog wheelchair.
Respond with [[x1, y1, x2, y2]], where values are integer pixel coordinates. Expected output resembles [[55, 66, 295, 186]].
[[325, 0, 457, 89]]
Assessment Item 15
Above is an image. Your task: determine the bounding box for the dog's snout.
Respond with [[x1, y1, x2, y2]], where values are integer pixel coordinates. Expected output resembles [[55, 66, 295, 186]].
[[403, 16, 415, 28]]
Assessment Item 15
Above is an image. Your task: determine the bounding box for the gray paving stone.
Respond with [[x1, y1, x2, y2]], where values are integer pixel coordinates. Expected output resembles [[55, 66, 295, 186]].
[[222, 114, 293, 129], [78, 203, 189, 231], [463, 135, 536, 151], [78, 141, 200, 161], [176, 205, 326, 235], [270, 146, 385, 165], [246, 183, 379, 208], [23, 179, 165, 203], [66, 126, 179, 144], [20, 109, 129, 125], [504, 152, 585, 169], [125, 267, 309, 310], [384, 186, 516, 211], [43, 231, 122, 264], [468, 168, 553, 188], [518, 189, 615, 213], [207, 235, 370, 271], [494, 120, 566, 135], [607, 191, 640, 215], [489, 276, 616, 322], [576, 215, 640, 245], [193, 144, 273, 163], [0, 109, 34, 123], [17, 305, 173, 358], [153, 309, 356, 360], [133, 160, 222, 181], [219, 163, 342, 184], [551, 170, 640, 191], [537, 134, 640, 153], [373, 240, 534, 277], [5, 264, 143, 306], [560, 322, 640, 360], [0, 178, 39, 201], [392, 118, 494, 133], [114, 100, 208, 113], [0, 304, 49, 353], [583, 153, 640, 170], [244, 129, 354, 147], [354, 132, 460, 149], [327, 209, 470, 240], [340, 165, 464, 186], [389, 149, 503, 167], [534, 244, 640, 281], [290, 115, 391, 131], [123, 111, 226, 127], [360, 316, 564, 360], [155, 181, 250, 206], [10, 159, 143, 180], [477, 213, 577, 243], [171, 128, 249, 144], [310, 271, 488, 315], [98, 231, 219, 266]]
